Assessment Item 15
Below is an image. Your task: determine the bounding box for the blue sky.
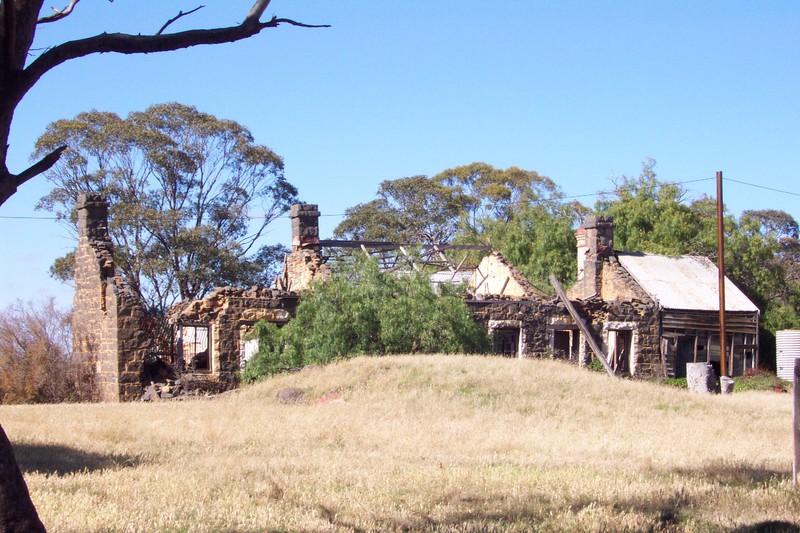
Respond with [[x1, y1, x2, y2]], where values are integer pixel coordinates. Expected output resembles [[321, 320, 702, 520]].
[[1, 0, 798, 309]]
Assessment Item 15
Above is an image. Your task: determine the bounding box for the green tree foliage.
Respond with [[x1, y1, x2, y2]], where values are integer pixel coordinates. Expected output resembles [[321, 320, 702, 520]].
[[594, 159, 708, 255], [35, 103, 297, 312], [595, 160, 800, 335], [334, 175, 468, 243], [433, 162, 568, 233], [0, 299, 91, 404], [479, 203, 580, 292], [729, 210, 800, 331], [334, 163, 586, 290], [242, 259, 490, 381]]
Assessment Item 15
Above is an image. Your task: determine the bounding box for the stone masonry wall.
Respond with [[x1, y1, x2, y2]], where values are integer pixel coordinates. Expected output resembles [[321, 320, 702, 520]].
[[467, 297, 563, 358], [72, 194, 150, 402], [169, 287, 299, 383], [576, 296, 662, 377]]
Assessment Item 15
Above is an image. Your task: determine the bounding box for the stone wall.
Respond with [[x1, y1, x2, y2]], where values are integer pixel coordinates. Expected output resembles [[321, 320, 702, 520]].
[[575, 296, 662, 377], [467, 297, 564, 358], [169, 287, 299, 382], [72, 194, 150, 402]]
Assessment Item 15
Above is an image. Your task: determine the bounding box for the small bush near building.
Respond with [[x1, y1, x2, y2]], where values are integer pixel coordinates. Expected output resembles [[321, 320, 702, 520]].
[[242, 259, 490, 381], [733, 368, 791, 392]]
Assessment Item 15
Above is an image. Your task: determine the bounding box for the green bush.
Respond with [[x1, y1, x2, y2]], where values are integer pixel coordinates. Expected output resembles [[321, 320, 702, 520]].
[[242, 259, 490, 381], [661, 377, 688, 388], [587, 357, 605, 373], [733, 368, 791, 392]]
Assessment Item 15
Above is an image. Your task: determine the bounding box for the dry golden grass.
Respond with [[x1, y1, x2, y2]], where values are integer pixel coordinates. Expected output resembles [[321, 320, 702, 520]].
[[2, 355, 798, 532]]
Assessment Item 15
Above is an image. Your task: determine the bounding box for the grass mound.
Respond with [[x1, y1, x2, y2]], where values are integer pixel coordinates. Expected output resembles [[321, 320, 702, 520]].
[[2, 355, 797, 532]]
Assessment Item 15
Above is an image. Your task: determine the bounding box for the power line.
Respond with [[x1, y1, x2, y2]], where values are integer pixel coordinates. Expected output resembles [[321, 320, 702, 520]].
[[724, 178, 800, 198], [0, 215, 58, 220], [560, 177, 717, 201], [2, 177, 798, 221]]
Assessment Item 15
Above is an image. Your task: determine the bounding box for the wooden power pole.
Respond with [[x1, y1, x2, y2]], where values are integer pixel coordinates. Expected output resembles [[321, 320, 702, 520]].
[[717, 171, 728, 377]]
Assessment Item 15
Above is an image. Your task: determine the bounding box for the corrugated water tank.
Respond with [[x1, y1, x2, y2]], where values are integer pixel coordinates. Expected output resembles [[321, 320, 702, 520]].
[[776, 329, 800, 381]]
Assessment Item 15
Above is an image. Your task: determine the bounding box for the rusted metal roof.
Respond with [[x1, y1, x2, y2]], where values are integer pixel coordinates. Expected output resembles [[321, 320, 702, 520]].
[[616, 252, 759, 312]]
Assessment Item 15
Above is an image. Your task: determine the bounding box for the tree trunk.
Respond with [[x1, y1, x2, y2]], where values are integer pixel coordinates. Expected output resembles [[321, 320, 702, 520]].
[[0, 424, 46, 533]]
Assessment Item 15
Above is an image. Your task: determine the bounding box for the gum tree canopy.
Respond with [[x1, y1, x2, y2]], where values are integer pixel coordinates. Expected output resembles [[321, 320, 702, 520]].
[[0, 0, 327, 207], [36, 103, 298, 312]]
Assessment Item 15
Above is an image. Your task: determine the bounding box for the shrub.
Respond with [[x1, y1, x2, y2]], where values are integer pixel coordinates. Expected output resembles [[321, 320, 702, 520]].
[[243, 259, 490, 381], [733, 368, 791, 392], [0, 298, 92, 403]]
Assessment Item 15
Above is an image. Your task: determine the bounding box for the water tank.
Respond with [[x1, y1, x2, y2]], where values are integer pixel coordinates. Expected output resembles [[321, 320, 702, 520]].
[[776, 329, 800, 381]]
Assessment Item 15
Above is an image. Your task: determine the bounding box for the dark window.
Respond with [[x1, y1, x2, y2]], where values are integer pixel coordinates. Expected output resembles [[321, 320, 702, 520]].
[[552, 329, 580, 360], [493, 328, 519, 357]]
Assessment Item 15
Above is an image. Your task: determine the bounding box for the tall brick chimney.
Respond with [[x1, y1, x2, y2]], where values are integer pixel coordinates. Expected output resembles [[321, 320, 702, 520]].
[[574, 215, 614, 298], [290, 203, 321, 250]]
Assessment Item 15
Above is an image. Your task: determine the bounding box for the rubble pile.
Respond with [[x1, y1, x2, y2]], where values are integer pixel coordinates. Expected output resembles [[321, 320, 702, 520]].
[[141, 378, 231, 401]]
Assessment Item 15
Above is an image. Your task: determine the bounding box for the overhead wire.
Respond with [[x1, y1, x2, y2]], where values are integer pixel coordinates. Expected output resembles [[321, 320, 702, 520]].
[[0, 177, 798, 221]]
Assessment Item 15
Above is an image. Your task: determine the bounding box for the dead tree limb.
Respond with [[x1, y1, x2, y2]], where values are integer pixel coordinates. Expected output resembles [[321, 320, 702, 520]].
[[37, 0, 81, 24], [0, 424, 46, 533], [0, 0, 329, 207], [157, 6, 205, 36]]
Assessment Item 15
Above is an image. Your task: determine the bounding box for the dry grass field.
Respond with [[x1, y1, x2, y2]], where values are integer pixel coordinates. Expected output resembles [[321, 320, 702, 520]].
[[2, 355, 798, 532]]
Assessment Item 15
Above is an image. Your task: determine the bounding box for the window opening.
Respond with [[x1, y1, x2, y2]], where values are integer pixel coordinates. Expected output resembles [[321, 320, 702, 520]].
[[180, 324, 210, 372], [552, 329, 580, 360], [493, 328, 519, 357]]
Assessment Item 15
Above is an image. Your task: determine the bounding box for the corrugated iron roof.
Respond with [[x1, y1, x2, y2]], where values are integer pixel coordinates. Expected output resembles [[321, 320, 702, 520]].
[[616, 252, 759, 312]]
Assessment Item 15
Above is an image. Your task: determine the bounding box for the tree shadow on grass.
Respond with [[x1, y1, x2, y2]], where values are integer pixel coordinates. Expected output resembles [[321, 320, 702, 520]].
[[12, 442, 144, 476], [671, 462, 791, 486]]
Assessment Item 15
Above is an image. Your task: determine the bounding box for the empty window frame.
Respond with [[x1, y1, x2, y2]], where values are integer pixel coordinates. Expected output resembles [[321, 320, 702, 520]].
[[180, 324, 210, 372], [488, 320, 524, 358]]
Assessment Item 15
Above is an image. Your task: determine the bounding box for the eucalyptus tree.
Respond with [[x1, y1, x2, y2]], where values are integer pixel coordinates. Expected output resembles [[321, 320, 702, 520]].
[[334, 175, 469, 244], [36, 103, 297, 311], [334, 162, 586, 290]]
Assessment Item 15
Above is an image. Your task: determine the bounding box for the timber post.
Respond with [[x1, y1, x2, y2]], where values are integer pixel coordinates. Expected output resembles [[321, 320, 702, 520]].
[[794, 358, 799, 488]]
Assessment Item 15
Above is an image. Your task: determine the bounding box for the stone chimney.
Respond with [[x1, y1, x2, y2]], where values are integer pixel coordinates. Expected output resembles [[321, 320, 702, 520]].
[[290, 203, 321, 250], [77, 193, 110, 245], [76, 193, 115, 280], [277, 203, 330, 292], [573, 215, 614, 298]]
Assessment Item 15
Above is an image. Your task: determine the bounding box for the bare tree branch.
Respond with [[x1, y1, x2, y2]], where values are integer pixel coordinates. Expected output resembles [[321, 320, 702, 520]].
[[245, 0, 272, 26], [0, 0, 329, 207], [14, 145, 67, 188], [38, 0, 81, 24], [22, 15, 330, 95], [157, 6, 205, 36]]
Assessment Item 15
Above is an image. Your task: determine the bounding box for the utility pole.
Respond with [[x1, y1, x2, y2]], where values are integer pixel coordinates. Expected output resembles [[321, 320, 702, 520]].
[[717, 171, 727, 377]]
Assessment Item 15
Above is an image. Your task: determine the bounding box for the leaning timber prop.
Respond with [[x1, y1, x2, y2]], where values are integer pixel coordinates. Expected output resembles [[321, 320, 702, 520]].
[[549, 274, 615, 378]]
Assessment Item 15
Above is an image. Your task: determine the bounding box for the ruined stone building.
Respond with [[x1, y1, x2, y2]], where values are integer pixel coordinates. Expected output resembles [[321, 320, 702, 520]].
[[73, 194, 152, 401], [563, 216, 759, 377], [465, 215, 759, 379], [73, 198, 760, 401], [73, 198, 324, 401]]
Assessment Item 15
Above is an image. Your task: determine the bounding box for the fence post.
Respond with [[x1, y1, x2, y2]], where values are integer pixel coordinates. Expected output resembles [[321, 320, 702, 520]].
[[794, 358, 799, 488]]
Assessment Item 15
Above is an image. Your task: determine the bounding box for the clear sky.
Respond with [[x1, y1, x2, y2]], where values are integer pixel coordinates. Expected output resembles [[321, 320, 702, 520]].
[[1, 0, 798, 310]]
